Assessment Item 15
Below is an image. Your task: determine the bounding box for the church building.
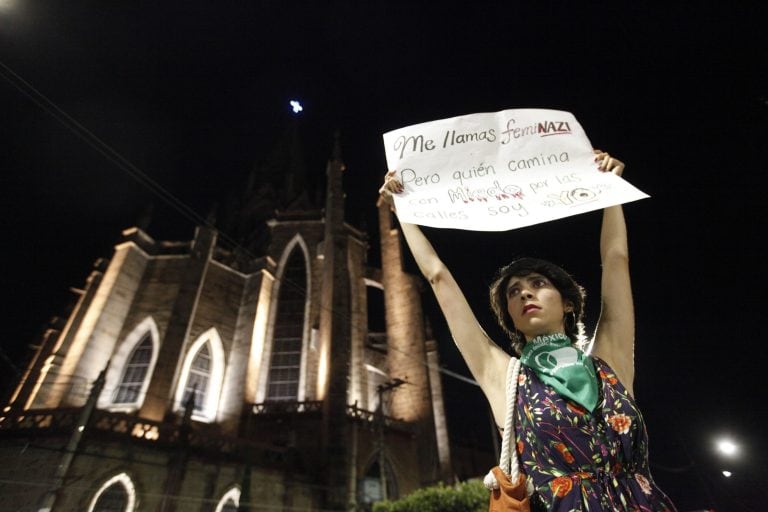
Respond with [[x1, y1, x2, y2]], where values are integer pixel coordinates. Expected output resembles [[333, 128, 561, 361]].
[[0, 127, 452, 511]]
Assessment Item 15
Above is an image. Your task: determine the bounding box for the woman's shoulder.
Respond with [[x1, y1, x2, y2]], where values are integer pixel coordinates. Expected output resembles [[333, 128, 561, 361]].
[[591, 355, 617, 376], [590, 356, 632, 397]]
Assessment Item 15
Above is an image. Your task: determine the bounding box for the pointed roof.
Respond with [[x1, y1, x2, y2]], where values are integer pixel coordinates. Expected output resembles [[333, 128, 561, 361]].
[[259, 115, 313, 210], [216, 111, 324, 259]]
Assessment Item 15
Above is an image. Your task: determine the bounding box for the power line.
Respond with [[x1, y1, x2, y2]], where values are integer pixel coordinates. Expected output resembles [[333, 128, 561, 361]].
[[0, 58, 479, 393], [0, 439, 337, 493], [0, 344, 22, 377], [0, 478, 347, 511], [0, 59, 481, 511], [0, 60, 211, 232]]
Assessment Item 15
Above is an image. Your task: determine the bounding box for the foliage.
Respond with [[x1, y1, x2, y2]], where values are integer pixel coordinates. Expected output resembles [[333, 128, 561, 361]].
[[372, 479, 487, 512]]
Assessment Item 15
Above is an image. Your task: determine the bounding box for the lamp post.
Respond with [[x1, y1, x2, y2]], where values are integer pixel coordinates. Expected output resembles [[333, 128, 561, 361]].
[[38, 366, 108, 512]]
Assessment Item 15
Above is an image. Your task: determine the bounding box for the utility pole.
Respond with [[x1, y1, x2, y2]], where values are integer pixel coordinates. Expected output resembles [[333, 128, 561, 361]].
[[37, 365, 108, 512], [375, 378, 405, 501], [158, 385, 196, 512]]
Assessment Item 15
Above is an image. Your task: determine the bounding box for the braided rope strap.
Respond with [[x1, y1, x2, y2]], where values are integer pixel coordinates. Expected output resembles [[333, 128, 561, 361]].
[[483, 357, 534, 496]]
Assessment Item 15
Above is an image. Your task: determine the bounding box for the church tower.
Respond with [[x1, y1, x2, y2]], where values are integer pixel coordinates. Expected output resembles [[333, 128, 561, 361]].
[[0, 122, 452, 511]]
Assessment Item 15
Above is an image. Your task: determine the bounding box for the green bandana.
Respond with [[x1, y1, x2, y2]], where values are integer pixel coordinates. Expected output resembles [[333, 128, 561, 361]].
[[520, 333, 599, 412]]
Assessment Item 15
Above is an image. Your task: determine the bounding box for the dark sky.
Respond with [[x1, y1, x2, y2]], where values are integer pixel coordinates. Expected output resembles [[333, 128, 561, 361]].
[[1, 2, 766, 510]]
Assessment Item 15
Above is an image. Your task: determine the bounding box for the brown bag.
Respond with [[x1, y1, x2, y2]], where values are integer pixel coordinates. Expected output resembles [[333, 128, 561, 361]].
[[488, 466, 530, 512], [486, 358, 532, 512]]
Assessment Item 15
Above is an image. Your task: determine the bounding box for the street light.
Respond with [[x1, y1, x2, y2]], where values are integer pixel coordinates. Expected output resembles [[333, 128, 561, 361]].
[[714, 438, 739, 485], [715, 438, 738, 457]]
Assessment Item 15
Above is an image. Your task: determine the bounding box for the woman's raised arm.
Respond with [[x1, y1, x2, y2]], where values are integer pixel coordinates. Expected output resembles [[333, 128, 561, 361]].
[[379, 171, 510, 424], [590, 152, 636, 396]]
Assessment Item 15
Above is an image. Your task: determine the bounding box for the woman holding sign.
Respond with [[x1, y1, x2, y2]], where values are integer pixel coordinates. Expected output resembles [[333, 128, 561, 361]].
[[379, 150, 676, 511]]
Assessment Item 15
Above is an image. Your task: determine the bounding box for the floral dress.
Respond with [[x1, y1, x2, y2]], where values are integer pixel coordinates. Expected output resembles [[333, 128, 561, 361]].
[[514, 358, 677, 511]]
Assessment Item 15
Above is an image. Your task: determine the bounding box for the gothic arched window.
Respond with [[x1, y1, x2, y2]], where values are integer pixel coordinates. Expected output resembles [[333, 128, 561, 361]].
[[174, 328, 225, 422], [100, 317, 160, 412], [214, 487, 240, 512], [113, 334, 153, 405], [88, 473, 136, 512], [182, 343, 211, 412], [358, 458, 398, 507], [266, 245, 308, 401]]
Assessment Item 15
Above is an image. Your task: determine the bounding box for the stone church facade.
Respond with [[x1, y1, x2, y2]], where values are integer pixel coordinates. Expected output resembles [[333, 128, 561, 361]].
[[0, 134, 452, 511]]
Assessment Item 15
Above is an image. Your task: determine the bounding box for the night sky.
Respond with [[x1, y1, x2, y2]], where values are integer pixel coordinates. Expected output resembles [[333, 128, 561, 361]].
[[1, 2, 766, 511]]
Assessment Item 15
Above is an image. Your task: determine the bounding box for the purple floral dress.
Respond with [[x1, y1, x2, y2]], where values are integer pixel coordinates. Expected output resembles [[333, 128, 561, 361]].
[[514, 357, 677, 511]]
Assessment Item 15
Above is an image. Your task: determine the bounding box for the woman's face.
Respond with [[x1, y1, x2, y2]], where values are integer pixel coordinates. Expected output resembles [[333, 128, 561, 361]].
[[505, 273, 568, 341]]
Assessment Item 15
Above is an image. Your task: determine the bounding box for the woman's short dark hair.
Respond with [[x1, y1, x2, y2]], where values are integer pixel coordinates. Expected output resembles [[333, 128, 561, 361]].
[[489, 257, 586, 355]]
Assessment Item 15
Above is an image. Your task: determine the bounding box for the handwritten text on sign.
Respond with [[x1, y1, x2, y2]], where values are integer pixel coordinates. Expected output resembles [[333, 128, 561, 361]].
[[382, 109, 648, 231]]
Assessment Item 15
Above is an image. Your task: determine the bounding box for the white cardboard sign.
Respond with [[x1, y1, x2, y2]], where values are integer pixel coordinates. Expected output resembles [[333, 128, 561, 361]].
[[382, 109, 648, 231]]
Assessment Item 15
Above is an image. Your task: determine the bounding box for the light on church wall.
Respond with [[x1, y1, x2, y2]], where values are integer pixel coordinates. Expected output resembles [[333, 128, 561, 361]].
[[249, 272, 274, 403], [55, 243, 145, 407], [131, 422, 159, 441], [316, 340, 329, 400], [24, 354, 55, 410]]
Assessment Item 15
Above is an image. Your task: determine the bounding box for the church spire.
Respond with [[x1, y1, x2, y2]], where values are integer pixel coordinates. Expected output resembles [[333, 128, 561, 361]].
[[331, 129, 344, 166], [217, 107, 320, 258], [280, 115, 308, 206]]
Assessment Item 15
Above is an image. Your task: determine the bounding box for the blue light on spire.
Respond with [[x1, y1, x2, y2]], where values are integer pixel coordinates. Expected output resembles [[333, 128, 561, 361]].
[[290, 100, 303, 114]]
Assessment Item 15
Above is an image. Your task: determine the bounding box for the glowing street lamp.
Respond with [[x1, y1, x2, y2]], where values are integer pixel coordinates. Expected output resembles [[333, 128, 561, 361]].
[[714, 438, 739, 482], [715, 438, 738, 457]]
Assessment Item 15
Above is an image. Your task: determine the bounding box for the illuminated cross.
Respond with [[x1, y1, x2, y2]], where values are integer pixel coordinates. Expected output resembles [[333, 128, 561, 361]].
[[290, 100, 303, 114]]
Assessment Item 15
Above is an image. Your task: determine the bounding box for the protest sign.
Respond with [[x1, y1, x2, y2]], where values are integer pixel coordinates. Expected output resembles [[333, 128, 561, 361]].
[[382, 109, 648, 231]]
